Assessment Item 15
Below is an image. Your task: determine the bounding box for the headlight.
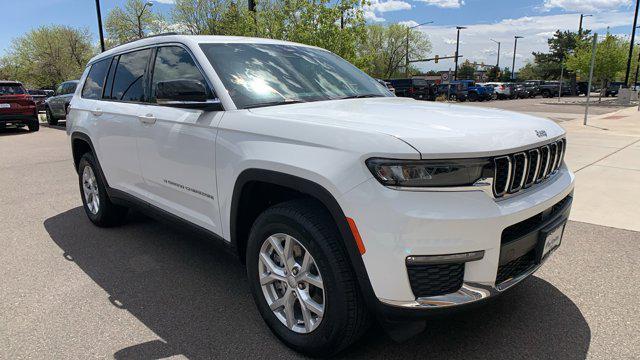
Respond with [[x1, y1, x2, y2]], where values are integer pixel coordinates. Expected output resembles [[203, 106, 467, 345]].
[[366, 158, 490, 187]]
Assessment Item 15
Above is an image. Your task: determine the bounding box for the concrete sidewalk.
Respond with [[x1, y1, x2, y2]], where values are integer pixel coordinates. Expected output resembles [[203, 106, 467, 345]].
[[561, 106, 640, 231]]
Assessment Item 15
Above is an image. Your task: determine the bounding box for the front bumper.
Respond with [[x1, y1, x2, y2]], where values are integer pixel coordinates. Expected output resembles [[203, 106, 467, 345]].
[[341, 164, 574, 315]]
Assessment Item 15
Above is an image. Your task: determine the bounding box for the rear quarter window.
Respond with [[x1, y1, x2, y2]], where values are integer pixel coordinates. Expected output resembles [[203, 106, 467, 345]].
[[82, 58, 112, 99]]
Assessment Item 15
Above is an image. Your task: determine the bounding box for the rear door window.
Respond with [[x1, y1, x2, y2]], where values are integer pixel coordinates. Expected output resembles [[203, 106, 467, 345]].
[[111, 49, 151, 102], [82, 58, 111, 99], [62, 82, 78, 95]]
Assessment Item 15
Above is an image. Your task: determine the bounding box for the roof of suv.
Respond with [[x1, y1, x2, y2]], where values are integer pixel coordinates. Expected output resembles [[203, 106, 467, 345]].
[[89, 34, 315, 65]]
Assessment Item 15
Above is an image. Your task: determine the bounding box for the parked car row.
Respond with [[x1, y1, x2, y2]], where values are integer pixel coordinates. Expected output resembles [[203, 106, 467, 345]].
[[383, 78, 598, 102]]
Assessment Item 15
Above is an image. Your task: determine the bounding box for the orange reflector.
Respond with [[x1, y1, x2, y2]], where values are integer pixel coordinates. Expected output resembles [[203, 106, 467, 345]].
[[346, 217, 366, 255]]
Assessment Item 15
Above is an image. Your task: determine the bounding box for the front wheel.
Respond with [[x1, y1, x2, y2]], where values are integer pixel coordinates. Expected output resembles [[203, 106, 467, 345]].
[[46, 108, 58, 125], [246, 200, 371, 356]]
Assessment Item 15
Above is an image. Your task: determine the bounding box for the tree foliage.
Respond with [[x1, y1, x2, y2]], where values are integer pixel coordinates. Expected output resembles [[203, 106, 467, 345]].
[[565, 33, 628, 87], [0, 25, 95, 89], [105, 0, 167, 46], [357, 24, 431, 78], [457, 60, 475, 80]]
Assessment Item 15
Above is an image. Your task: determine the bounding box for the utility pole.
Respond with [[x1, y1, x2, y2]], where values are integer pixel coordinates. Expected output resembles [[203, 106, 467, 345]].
[[625, 0, 640, 86], [454, 26, 466, 80], [95, 0, 105, 52], [578, 14, 592, 37], [405, 21, 433, 77], [490, 39, 500, 67], [511, 36, 523, 80], [585, 33, 598, 126]]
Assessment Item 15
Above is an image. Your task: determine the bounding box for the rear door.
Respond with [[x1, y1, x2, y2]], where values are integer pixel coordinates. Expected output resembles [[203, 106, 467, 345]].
[[89, 49, 151, 196], [135, 45, 223, 233]]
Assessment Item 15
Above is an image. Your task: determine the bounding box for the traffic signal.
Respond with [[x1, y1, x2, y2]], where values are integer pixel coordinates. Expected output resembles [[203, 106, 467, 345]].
[[435, 55, 439, 64]]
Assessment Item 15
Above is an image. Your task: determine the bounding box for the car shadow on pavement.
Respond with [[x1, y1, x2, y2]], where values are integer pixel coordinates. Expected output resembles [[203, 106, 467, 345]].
[[44, 207, 591, 359], [0, 127, 31, 136]]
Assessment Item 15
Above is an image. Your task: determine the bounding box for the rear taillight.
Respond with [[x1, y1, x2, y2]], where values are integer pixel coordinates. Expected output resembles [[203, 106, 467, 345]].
[[499, 85, 505, 90], [409, 87, 415, 94]]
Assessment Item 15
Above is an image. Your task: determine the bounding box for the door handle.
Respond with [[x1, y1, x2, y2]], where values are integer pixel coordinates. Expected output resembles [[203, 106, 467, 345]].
[[91, 108, 103, 116], [138, 114, 156, 125]]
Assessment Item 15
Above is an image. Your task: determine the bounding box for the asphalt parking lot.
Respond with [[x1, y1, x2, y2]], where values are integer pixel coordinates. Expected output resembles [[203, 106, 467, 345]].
[[1, 118, 639, 359]]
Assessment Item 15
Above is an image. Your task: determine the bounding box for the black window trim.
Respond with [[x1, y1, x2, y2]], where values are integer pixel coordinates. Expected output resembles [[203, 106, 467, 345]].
[[80, 58, 112, 100], [81, 41, 223, 110]]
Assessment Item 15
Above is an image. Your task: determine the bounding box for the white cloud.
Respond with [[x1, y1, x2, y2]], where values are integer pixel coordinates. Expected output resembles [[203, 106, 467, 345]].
[[362, 0, 412, 22], [416, 0, 464, 9], [543, 0, 631, 12], [398, 20, 420, 27], [371, 0, 412, 12], [363, 10, 386, 22], [416, 11, 633, 72], [153, 0, 176, 3]]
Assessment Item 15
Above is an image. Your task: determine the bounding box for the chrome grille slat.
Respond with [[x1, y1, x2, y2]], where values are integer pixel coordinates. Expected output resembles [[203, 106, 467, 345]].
[[493, 138, 566, 198], [508, 152, 527, 193], [524, 149, 540, 188]]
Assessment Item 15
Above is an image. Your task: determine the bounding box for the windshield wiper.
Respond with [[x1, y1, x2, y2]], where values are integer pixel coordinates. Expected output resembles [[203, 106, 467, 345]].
[[243, 99, 306, 109], [333, 94, 385, 100]]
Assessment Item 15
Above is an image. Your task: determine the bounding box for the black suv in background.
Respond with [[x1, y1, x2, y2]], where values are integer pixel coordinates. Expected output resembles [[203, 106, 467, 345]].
[[386, 78, 432, 100]]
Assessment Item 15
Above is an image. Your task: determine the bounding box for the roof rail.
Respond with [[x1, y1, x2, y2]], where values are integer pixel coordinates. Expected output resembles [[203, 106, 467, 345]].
[[117, 32, 180, 47]]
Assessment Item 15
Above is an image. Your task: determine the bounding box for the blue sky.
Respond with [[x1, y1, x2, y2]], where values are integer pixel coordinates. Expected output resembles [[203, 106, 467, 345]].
[[0, 0, 636, 71]]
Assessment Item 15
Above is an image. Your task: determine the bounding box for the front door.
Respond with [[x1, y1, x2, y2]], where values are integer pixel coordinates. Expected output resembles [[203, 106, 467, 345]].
[[135, 45, 223, 234]]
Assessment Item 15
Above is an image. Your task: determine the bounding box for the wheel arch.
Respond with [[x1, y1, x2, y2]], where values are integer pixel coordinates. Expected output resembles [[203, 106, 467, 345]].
[[230, 169, 377, 305]]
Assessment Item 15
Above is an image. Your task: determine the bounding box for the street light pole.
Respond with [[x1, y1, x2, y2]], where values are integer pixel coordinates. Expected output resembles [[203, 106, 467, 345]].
[[454, 26, 466, 80], [578, 14, 592, 37], [405, 21, 433, 77], [94, 0, 105, 52], [490, 39, 500, 67], [511, 36, 523, 80], [625, 0, 640, 86]]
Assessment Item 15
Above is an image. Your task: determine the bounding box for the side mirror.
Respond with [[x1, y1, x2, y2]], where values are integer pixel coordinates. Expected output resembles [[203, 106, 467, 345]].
[[156, 79, 223, 111]]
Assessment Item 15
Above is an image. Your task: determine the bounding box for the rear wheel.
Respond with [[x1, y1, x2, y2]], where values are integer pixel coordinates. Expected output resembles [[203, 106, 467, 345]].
[[78, 152, 128, 227], [46, 108, 58, 125], [246, 199, 371, 356], [27, 119, 39, 132]]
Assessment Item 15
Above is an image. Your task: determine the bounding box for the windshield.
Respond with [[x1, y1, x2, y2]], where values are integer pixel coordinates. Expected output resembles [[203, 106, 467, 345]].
[[200, 43, 391, 109], [0, 84, 26, 95]]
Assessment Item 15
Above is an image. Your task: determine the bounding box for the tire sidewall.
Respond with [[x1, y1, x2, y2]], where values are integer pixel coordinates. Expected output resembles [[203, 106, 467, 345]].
[[78, 153, 110, 224], [246, 211, 350, 354]]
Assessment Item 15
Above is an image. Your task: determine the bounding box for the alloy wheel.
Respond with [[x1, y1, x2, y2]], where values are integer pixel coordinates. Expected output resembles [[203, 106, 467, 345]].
[[258, 233, 325, 333], [82, 165, 100, 214]]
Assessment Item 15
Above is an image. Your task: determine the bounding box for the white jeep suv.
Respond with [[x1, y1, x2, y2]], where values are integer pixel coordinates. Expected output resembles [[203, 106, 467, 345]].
[[67, 35, 574, 356]]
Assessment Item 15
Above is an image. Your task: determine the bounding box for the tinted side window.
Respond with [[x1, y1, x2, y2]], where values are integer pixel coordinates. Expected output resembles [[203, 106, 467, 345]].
[[150, 46, 212, 102], [56, 85, 63, 95], [81, 59, 111, 99], [112, 49, 151, 102]]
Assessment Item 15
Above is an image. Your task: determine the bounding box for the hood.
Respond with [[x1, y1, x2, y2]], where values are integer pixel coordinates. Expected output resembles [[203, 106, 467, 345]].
[[249, 97, 565, 158]]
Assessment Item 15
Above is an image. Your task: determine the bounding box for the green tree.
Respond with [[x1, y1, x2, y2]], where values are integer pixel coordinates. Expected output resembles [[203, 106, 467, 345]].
[[566, 33, 627, 89], [0, 25, 95, 89], [486, 66, 500, 81], [357, 24, 431, 78], [105, 0, 165, 46], [457, 60, 475, 80], [498, 67, 512, 82], [517, 62, 539, 81]]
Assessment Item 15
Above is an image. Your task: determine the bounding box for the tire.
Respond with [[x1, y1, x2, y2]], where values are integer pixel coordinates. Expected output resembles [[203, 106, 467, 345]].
[[46, 107, 58, 126], [468, 92, 478, 102], [77, 152, 128, 227], [246, 199, 371, 357], [27, 119, 39, 132]]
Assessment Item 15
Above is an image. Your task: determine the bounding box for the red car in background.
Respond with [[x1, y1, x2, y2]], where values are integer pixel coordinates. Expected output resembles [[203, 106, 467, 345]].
[[0, 81, 39, 132]]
